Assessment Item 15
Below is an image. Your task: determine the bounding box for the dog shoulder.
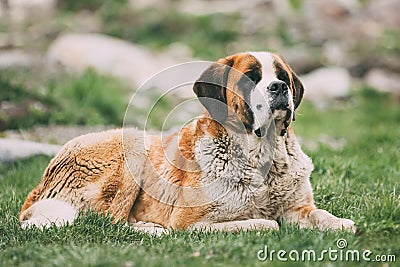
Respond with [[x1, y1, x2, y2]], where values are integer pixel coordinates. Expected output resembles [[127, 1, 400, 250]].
[[63, 128, 124, 152]]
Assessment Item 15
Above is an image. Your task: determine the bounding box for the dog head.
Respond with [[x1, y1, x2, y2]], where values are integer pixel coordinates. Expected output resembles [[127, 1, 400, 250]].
[[193, 51, 304, 137]]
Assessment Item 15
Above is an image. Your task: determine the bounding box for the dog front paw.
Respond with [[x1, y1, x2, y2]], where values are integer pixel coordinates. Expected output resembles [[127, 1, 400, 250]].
[[244, 219, 280, 231], [309, 209, 356, 233], [130, 221, 169, 236], [338, 218, 356, 232]]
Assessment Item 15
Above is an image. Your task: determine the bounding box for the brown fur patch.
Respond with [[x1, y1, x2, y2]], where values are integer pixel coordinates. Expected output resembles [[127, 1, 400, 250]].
[[223, 53, 262, 132], [294, 205, 316, 219]]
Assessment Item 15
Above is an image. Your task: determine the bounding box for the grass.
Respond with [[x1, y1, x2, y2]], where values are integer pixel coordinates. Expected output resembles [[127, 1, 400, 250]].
[[0, 68, 129, 130], [0, 89, 399, 266], [46, 69, 128, 126]]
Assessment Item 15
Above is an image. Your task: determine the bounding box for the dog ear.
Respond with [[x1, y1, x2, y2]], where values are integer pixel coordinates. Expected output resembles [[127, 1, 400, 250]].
[[291, 70, 304, 111], [193, 57, 234, 123]]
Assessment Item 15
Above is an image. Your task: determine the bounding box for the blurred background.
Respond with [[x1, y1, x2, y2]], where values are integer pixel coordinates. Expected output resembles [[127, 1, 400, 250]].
[[0, 0, 399, 161]]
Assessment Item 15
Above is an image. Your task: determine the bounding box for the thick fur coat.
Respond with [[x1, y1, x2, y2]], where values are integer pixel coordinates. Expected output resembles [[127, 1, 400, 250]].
[[20, 52, 355, 233]]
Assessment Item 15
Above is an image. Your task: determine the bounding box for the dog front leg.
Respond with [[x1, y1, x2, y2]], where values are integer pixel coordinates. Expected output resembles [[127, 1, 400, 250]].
[[106, 166, 142, 223], [284, 206, 356, 233]]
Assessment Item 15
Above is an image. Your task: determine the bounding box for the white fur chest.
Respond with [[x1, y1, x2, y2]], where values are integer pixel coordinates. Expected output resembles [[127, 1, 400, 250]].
[[194, 133, 313, 222], [194, 133, 270, 221]]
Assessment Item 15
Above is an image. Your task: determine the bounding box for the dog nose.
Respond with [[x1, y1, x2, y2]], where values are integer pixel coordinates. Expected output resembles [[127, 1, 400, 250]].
[[268, 81, 288, 94]]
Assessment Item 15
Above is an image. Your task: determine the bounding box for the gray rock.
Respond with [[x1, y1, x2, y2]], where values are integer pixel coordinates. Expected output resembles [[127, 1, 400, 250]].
[[0, 50, 36, 68], [165, 42, 193, 60], [281, 46, 321, 74], [4, 0, 56, 22], [0, 138, 61, 162], [176, 0, 257, 15], [129, 0, 171, 11], [46, 33, 188, 91], [365, 0, 400, 29], [301, 67, 351, 106], [365, 68, 400, 96], [3, 125, 115, 145], [311, 0, 359, 19]]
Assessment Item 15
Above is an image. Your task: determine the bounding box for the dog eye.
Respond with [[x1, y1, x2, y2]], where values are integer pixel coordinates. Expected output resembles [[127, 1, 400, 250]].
[[244, 71, 261, 84], [237, 76, 255, 90], [277, 68, 290, 85]]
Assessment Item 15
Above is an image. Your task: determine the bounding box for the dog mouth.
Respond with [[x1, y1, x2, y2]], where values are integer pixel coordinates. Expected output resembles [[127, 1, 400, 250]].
[[272, 109, 288, 120], [253, 107, 292, 138], [274, 108, 292, 136]]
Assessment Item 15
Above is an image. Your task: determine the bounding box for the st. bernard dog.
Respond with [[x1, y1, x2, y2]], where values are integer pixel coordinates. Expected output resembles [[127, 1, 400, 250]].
[[19, 52, 356, 233]]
